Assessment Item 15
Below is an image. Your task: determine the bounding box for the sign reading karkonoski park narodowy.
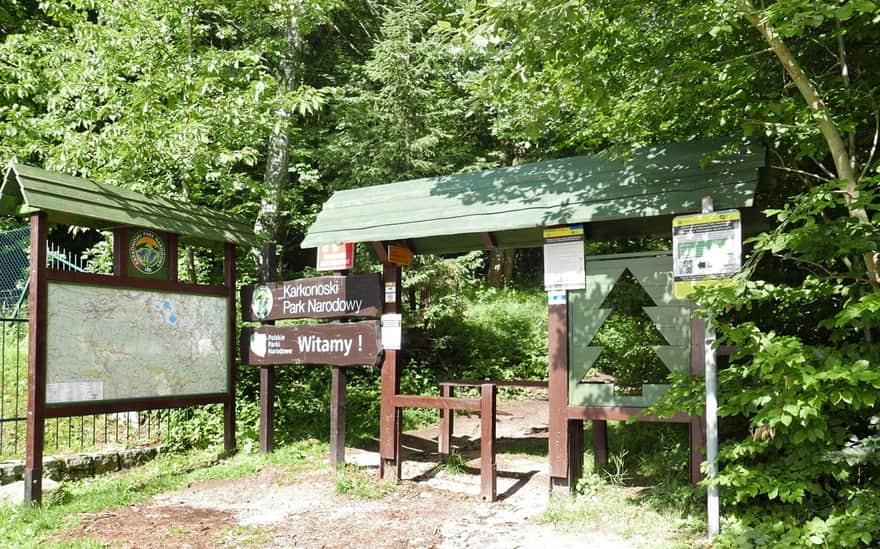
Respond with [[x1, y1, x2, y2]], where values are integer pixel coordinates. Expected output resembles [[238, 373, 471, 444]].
[[240, 273, 384, 367]]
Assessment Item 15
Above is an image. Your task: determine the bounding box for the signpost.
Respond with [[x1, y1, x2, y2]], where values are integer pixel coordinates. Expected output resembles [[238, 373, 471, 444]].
[[241, 269, 385, 469], [674, 198, 736, 538], [241, 321, 381, 366], [240, 274, 382, 321]]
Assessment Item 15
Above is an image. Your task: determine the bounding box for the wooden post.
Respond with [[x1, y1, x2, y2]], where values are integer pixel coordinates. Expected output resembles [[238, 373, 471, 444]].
[[480, 383, 497, 501], [690, 306, 707, 485], [113, 227, 129, 278], [259, 241, 277, 453], [379, 257, 402, 480], [438, 383, 454, 457], [223, 242, 237, 454], [168, 233, 179, 282], [548, 297, 571, 490], [569, 419, 584, 482], [592, 420, 608, 469], [24, 212, 48, 505], [330, 366, 346, 467]]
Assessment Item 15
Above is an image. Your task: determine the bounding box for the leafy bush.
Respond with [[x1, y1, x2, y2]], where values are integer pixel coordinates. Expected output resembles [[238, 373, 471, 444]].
[[651, 179, 880, 546]]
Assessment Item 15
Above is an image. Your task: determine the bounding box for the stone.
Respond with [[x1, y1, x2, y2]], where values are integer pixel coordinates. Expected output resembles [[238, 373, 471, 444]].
[[43, 457, 66, 481], [0, 478, 60, 506], [63, 454, 93, 480], [91, 452, 120, 475]]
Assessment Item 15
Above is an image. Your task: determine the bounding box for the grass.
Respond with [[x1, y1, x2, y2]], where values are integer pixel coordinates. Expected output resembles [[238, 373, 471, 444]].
[[334, 464, 394, 499], [538, 421, 706, 547], [0, 439, 326, 548]]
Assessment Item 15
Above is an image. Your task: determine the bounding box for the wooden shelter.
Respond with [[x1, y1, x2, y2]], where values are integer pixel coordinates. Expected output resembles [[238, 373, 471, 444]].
[[1, 163, 255, 504], [302, 137, 765, 493]]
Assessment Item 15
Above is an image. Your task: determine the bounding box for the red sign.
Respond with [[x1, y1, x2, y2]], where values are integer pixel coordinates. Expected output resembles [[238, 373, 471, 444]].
[[317, 243, 354, 271]]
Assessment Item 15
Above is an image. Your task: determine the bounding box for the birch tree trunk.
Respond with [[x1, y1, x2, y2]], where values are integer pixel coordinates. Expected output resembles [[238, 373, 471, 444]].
[[254, 8, 302, 271]]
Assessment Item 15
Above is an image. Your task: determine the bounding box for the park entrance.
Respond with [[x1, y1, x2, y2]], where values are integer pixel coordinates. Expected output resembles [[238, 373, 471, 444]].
[[300, 138, 765, 505]]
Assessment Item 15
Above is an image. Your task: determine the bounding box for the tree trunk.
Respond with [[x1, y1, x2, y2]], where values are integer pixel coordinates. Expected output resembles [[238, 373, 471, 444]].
[[254, 8, 302, 265], [737, 0, 879, 286]]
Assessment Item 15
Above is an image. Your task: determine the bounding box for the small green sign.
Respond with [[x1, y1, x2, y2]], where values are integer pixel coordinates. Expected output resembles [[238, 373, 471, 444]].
[[128, 229, 170, 279]]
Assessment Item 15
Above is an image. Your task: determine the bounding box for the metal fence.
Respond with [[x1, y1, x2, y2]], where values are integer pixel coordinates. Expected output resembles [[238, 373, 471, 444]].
[[0, 228, 192, 460]]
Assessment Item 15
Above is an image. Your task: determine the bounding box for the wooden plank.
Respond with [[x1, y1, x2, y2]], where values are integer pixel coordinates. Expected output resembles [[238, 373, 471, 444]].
[[44, 393, 227, 418], [393, 394, 481, 412], [223, 242, 236, 454], [440, 380, 547, 389], [330, 367, 346, 467], [9, 163, 256, 246], [240, 274, 382, 321], [548, 300, 569, 481], [567, 405, 692, 423], [480, 384, 497, 501], [301, 139, 764, 251], [241, 321, 381, 366], [480, 232, 497, 249], [46, 269, 227, 295], [438, 384, 454, 456], [569, 419, 585, 485], [25, 212, 48, 504]]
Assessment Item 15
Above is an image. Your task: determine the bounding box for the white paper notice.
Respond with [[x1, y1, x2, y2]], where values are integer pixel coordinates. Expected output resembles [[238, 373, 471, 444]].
[[381, 314, 402, 350], [46, 381, 104, 404], [543, 239, 586, 291]]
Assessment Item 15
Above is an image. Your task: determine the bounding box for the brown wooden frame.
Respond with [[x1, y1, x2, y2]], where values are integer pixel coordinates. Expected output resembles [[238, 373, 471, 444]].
[[24, 222, 237, 504]]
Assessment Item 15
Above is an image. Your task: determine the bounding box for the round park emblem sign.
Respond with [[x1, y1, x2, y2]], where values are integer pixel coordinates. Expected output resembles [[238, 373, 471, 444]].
[[129, 230, 166, 275], [251, 285, 273, 320]]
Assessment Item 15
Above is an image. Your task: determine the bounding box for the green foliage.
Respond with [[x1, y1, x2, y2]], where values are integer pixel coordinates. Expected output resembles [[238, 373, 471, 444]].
[[651, 177, 880, 545]]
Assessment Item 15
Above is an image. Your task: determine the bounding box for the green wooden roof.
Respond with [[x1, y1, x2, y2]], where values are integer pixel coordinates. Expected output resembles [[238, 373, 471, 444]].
[[1, 163, 256, 247], [302, 138, 765, 254]]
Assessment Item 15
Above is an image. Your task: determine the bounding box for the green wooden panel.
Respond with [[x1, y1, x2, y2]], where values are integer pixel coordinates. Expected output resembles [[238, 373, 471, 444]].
[[643, 306, 692, 346], [569, 382, 670, 408], [569, 346, 604, 385], [652, 345, 691, 374], [302, 138, 764, 252], [2, 163, 256, 246], [569, 251, 693, 408]]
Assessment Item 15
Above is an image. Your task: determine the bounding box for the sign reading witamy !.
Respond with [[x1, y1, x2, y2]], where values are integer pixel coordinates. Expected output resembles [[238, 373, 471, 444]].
[[241, 321, 381, 366], [240, 274, 382, 321]]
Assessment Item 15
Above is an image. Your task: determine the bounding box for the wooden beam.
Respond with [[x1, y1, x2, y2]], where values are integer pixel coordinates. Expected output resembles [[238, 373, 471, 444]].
[[25, 211, 48, 505], [393, 394, 481, 412], [567, 406, 692, 423], [480, 232, 497, 249], [330, 367, 347, 467], [480, 383, 497, 501], [438, 384, 454, 457], [379, 262, 402, 480], [372, 241, 388, 263], [548, 299, 569, 482]]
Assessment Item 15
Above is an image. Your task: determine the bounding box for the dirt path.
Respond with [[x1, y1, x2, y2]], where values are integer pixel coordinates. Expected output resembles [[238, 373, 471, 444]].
[[54, 398, 668, 548]]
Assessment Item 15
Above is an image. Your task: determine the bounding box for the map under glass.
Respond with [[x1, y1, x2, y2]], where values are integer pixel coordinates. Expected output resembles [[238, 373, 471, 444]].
[[45, 282, 229, 404]]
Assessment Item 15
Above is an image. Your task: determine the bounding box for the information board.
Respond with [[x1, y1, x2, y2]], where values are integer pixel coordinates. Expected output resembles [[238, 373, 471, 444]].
[[672, 210, 742, 298], [45, 282, 229, 404], [543, 224, 586, 291]]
